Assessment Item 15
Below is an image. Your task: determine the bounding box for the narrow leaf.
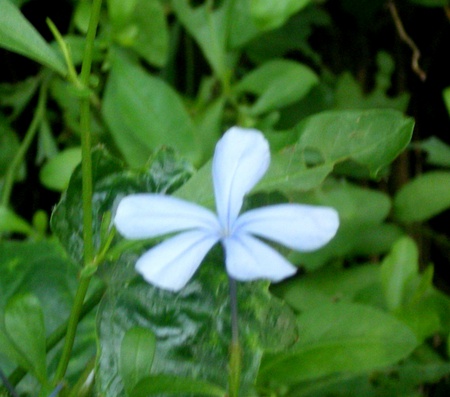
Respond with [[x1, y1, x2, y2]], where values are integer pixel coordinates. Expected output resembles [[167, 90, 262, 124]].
[[0, 0, 66, 74], [381, 237, 419, 311], [120, 327, 156, 395]]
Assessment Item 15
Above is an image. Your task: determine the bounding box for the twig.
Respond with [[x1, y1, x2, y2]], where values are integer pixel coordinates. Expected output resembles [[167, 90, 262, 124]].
[[387, 0, 427, 81]]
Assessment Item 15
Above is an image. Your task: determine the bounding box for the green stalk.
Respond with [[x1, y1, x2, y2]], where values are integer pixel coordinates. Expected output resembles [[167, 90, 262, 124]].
[[228, 277, 241, 397], [53, 0, 103, 383], [1, 75, 49, 208]]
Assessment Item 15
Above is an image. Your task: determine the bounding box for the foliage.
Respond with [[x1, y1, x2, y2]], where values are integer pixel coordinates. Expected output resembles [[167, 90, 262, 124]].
[[1, 0, 450, 396]]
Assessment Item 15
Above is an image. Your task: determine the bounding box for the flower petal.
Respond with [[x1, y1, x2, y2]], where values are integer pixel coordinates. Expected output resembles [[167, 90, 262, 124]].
[[212, 127, 270, 231], [223, 233, 297, 282], [135, 230, 219, 291], [235, 204, 339, 251], [114, 194, 219, 239]]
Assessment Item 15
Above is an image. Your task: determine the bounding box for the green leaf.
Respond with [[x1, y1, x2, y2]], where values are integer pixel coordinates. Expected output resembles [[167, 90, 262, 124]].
[[381, 237, 419, 311], [120, 327, 156, 395], [415, 136, 450, 167], [288, 182, 403, 270], [51, 147, 193, 264], [96, 260, 297, 397], [258, 302, 418, 386], [393, 171, 450, 222], [295, 109, 414, 177], [0, 240, 97, 382], [0, 0, 66, 74], [284, 358, 450, 397], [131, 375, 226, 396], [0, 206, 34, 235], [171, 0, 228, 78], [276, 264, 381, 312], [174, 149, 333, 210], [108, 0, 168, 67], [235, 59, 318, 115], [250, 0, 312, 30], [39, 147, 82, 191], [4, 294, 48, 384], [102, 51, 201, 167]]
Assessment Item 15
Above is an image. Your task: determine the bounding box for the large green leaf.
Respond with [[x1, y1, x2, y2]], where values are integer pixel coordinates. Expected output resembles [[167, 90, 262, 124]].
[[102, 51, 201, 167], [51, 148, 193, 264], [284, 356, 450, 397], [131, 375, 226, 396], [0, 0, 66, 74], [258, 302, 418, 386], [393, 171, 450, 222], [276, 264, 381, 312], [294, 109, 414, 177], [235, 59, 318, 115], [96, 260, 297, 397], [175, 110, 413, 209]]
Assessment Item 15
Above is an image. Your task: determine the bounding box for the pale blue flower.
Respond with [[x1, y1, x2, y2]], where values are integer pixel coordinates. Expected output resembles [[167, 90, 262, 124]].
[[114, 127, 339, 291]]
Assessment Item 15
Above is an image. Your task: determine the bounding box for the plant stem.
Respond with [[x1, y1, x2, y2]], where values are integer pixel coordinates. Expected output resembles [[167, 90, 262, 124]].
[[9, 283, 105, 386], [1, 74, 49, 208], [228, 276, 241, 397], [53, 0, 103, 383]]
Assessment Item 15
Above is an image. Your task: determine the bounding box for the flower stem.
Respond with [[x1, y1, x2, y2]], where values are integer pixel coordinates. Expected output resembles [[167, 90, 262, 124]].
[[228, 276, 241, 397], [53, 0, 103, 383]]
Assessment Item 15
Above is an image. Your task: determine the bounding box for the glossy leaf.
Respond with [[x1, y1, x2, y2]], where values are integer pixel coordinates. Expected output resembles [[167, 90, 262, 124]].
[[235, 59, 318, 115], [51, 147, 193, 264], [96, 258, 297, 397], [258, 302, 418, 386], [131, 375, 226, 396], [102, 51, 201, 167], [4, 294, 48, 384], [394, 171, 450, 222], [120, 327, 156, 395], [0, 0, 66, 75]]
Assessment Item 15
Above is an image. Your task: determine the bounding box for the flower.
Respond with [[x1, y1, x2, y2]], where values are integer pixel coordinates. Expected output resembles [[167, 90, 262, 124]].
[[114, 127, 339, 291]]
